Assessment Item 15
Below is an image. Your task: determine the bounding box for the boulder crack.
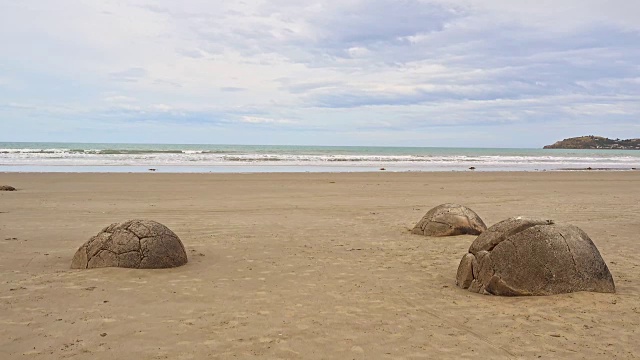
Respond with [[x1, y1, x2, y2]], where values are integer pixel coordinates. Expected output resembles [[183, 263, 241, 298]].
[[558, 231, 579, 274], [429, 220, 454, 228], [482, 222, 548, 252]]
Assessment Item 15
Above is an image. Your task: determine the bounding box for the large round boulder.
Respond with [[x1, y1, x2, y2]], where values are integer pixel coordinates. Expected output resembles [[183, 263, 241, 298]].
[[412, 203, 487, 237], [456, 217, 615, 296], [71, 219, 188, 269], [0, 185, 16, 191]]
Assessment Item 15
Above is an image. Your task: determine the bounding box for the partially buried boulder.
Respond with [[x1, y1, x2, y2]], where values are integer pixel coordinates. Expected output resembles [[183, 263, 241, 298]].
[[71, 219, 188, 269], [412, 203, 487, 237], [0, 185, 16, 191], [456, 217, 615, 296]]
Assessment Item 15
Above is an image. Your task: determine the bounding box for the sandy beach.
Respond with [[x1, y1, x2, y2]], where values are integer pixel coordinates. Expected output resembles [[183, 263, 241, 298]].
[[1, 171, 639, 359]]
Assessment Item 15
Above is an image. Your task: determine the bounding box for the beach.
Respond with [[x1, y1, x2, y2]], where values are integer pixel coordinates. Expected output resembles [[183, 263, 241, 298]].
[[1, 171, 639, 359]]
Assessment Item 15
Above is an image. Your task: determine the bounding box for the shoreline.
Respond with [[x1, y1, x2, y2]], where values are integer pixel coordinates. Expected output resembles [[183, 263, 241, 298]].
[[1, 165, 639, 174], [2, 143, 639, 175]]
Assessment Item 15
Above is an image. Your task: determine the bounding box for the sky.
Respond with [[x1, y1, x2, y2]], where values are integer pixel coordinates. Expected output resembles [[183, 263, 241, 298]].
[[1, 0, 639, 147]]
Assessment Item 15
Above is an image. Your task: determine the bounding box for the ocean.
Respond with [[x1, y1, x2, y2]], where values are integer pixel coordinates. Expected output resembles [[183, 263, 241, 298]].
[[1, 142, 639, 173]]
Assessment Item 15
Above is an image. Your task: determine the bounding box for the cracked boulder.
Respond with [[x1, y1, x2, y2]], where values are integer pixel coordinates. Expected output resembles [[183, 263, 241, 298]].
[[0, 185, 16, 191], [456, 217, 615, 296], [412, 203, 487, 237], [71, 219, 188, 269]]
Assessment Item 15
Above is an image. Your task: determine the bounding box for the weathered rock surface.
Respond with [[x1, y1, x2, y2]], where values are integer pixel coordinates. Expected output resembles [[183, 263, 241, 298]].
[[0, 185, 16, 191], [71, 219, 188, 269], [412, 203, 487, 237], [456, 217, 615, 296]]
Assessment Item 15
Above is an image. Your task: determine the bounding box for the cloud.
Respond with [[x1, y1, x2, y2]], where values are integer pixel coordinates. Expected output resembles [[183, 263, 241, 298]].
[[1, 0, 639, 146], [278, 80, 343, 94], [109, 67, 149, 82], [103, 95, 137, 103], [220, 87, 247, 92], [239, 116, 296, 125]]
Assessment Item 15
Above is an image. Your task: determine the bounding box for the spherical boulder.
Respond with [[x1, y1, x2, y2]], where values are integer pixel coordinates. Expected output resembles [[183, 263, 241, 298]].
[[71, 219, 188, 269], [456, 217, 615, 296], [0, 185, 16, 191], [412, 203, 487, 237]]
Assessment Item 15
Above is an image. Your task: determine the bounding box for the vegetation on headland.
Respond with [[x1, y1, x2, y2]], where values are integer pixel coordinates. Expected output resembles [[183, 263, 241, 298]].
[[543, 136, 640, 150]]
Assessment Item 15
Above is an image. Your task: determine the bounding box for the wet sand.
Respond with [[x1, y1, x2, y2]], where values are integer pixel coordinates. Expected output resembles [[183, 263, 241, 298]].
[[1, 172, 639, 359]]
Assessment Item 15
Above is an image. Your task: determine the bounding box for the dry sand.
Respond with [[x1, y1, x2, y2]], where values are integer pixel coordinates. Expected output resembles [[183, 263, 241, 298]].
[[0, 171, 639, 359]]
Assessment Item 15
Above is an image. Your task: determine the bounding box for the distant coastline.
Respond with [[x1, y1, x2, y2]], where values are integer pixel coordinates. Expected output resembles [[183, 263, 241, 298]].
[[544, 136, 640, 150]]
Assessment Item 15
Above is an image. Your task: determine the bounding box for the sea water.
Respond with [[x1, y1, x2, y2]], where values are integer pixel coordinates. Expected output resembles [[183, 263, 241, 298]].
[[1, 142, 639, 173]]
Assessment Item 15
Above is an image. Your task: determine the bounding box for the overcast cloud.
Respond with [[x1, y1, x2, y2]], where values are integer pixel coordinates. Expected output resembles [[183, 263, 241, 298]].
[[0, 0, 638, 147]]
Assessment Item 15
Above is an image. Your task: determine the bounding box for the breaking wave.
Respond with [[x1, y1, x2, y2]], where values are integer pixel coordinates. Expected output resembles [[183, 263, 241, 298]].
[[1, 143, 639, 171]]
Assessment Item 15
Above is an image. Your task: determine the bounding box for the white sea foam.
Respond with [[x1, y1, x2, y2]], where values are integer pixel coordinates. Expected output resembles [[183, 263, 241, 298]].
[[1, 144, 638, 172]]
